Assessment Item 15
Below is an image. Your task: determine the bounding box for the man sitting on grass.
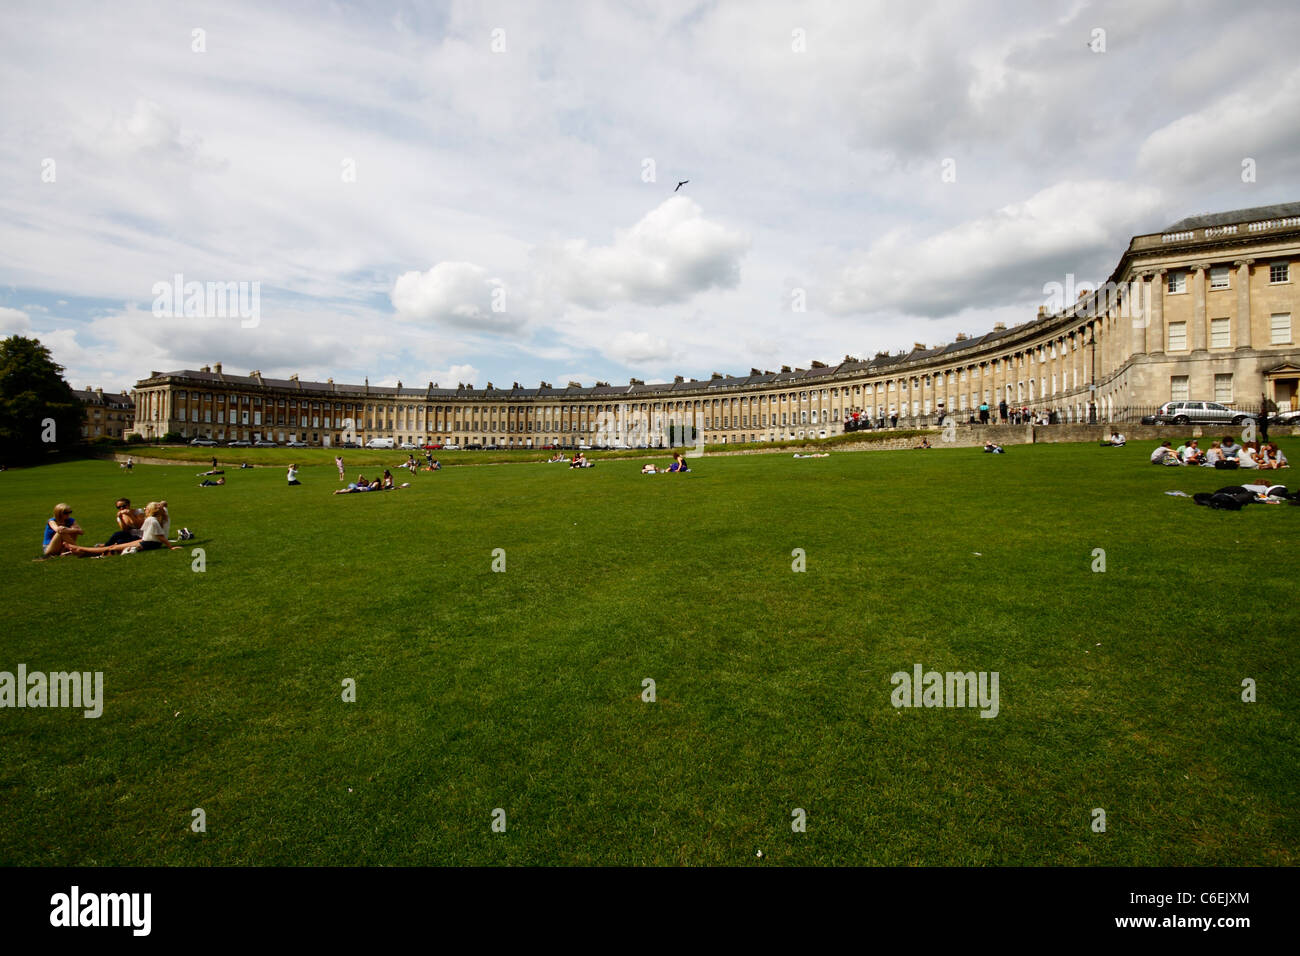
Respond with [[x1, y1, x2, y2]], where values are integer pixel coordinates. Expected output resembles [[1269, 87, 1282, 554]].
[[1179, 440, 1204, 465], [1151, 441, 1182, 465], [983, 441, 1004, 454]]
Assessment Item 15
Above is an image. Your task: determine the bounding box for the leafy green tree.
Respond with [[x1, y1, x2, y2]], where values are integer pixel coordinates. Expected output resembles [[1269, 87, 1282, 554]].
[[0, 335, 83, 464]]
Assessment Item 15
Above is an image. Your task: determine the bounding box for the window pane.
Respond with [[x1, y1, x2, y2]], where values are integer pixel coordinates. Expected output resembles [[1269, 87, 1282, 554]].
[[1271, 313, 1292, 344], [1210, 318, 1230, 348], [1168, 321, 1187, 351]]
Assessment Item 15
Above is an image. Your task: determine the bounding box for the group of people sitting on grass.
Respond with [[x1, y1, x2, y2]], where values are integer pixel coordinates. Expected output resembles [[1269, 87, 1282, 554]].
[[641, 453, 691, 474], [570, 452, 594, 468], [1150, 438, 1289, 469], [41, 498, 193, 559], [397, 453, 440, 473], [332, 470, 411, 494]]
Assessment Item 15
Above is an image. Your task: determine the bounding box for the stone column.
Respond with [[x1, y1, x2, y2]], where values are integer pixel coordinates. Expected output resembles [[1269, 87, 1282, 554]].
[[1129, 275, 1147, 357], [1149, 270, 1166, 353], [1191, 263, 1210, 351], [1234, 259, 1254, 348]]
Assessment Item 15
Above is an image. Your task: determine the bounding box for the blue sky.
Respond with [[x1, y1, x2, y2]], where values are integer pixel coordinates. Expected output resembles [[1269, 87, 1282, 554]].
[[2, 0, 1298, 392]]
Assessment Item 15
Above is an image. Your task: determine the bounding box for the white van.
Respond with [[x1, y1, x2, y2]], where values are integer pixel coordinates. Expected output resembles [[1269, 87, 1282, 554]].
[[365, 437, 395, 449]]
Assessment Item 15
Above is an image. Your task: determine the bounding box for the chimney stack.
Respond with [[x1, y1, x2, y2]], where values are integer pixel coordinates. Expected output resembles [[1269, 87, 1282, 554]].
[[214, 362, 222, 375], [994, 322, 1006, 331]]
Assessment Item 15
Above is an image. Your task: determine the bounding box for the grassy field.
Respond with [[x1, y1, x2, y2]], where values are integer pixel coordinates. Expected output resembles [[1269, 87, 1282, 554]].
[[1, 440, 1295, 865], [98, 427, 929, 468]]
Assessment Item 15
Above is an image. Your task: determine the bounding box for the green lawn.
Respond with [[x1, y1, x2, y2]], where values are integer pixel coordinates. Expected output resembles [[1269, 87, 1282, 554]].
[[1, 441, 1295, 865]]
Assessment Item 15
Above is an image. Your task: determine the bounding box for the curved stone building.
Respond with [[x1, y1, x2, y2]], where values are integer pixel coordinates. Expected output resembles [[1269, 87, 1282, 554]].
[[131, 202, 1300, 447]]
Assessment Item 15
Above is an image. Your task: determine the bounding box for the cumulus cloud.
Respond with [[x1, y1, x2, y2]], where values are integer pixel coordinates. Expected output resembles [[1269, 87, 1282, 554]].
[[539, 197, 750, 309], [390, 262, 522, 332], [828, 181, 1165, 318], [0, 307, 32, 335], [1137, 68, 1300, 187], [604, 330, 677, 366]]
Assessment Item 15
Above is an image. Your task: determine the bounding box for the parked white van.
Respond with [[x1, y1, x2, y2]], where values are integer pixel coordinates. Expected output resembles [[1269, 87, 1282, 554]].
[[365, 437, 395, 449]]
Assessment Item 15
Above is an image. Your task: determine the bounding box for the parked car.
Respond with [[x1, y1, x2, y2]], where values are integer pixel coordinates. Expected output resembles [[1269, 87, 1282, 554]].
[[421, 443, 444, 450], [190, 437, 219, 446], [286, 440, 309, 447], [228, 439, 252, 447], [1272, 408, 1300, 426], [1140, 401, 1257, 426], [442, 443, 460, 450], [339, 441, 360, 448], [253, 440, 278, 447], [464, 443, 484, 450], [399, 442, 417, 449], [365, 437, 395, 449]]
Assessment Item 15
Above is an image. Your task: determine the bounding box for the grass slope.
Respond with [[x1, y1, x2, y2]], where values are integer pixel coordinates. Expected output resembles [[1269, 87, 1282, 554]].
[[0, 441, 1295, 865]]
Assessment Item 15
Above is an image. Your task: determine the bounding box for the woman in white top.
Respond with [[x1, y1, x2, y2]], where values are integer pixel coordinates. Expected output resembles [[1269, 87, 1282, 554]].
[[1202, 442, 1223, 466], [1237, 442, 1260, 469], [287, 464, 301, 485]]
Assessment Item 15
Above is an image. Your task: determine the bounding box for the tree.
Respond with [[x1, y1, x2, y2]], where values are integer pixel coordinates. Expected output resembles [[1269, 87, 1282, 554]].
[[0, 336, 82, 464]]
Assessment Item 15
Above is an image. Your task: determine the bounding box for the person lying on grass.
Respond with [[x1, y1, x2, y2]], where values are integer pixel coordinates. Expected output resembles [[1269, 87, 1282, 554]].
[[63, 502, 182, 556], [41, 503, 85, 557], [334, 475, 378, 494], [199, 477, 225, 486]]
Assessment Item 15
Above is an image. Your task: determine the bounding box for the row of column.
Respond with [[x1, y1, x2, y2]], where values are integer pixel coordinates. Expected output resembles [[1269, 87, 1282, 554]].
[[1137, 260, 1254, 355]]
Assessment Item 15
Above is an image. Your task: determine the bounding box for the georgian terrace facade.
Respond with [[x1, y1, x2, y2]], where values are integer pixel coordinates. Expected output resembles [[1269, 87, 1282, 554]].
[[130, 203, 1300, 448]]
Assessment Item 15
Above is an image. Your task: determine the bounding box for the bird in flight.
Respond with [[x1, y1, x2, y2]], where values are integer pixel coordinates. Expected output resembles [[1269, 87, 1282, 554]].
[[674, 180, 689, 191]]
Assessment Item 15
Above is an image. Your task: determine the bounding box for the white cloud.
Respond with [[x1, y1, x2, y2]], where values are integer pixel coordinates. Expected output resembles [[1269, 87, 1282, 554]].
[[1137, 68, 1300, 186], [829, 182, 1165, 318], [390, 262, 521, 332], [540, 197, 750, 309], [0, 307, 31, 334], [604, 330, 677, 366]]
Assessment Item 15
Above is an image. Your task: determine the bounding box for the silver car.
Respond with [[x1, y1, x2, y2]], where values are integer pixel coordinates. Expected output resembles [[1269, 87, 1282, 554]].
[[1149, 401, 1256, 426]]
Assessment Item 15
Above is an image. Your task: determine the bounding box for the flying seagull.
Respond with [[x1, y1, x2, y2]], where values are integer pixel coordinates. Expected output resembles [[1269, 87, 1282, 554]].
[[675, 180, 689, 191]]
